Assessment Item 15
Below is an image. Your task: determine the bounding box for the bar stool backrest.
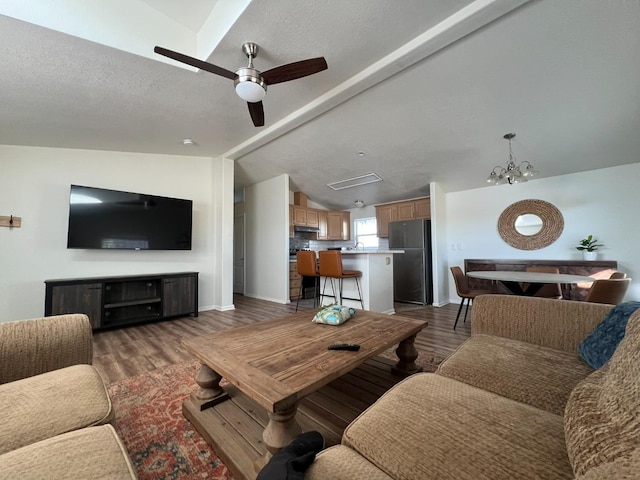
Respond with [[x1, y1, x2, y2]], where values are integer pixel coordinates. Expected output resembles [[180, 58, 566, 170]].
[[296, 251, 319, 277], [318, 250, 343, 278]]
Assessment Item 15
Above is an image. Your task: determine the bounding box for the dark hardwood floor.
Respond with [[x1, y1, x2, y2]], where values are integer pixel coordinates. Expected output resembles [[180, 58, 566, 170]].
[[93, 295, 471, 385]]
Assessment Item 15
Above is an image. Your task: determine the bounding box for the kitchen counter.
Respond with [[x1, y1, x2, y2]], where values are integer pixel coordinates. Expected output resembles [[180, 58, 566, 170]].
[[320, 250, 404, 314], [340, 249, 404, 254]]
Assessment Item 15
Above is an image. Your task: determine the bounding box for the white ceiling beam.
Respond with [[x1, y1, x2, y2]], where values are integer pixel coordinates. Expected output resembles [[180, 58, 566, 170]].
[[224, 0, 532, 160]]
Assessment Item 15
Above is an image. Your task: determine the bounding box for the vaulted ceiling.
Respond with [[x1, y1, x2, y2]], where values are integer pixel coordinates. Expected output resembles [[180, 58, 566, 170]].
[[1, 1, 639, 209]]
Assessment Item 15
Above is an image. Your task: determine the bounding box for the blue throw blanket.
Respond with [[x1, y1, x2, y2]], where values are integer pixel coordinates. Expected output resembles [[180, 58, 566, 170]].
[[578, 301, 640, 369]]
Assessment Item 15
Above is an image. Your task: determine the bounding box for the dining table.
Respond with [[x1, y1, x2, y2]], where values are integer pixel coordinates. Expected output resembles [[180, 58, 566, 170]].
[[466, 270, 594, 296]]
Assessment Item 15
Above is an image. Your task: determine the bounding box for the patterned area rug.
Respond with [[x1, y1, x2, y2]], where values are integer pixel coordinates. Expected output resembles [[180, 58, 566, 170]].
[[108, 351, 445, 479], [108, 360, 234, 480]]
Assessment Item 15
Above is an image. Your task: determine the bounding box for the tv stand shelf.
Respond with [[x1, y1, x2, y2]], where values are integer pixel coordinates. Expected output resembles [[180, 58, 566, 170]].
[[45, 272, 198, 330], [104, 297, 161, 309]]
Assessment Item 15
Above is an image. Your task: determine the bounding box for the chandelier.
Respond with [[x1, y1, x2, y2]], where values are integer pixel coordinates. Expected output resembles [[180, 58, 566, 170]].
[[486, 133, 538, 185]]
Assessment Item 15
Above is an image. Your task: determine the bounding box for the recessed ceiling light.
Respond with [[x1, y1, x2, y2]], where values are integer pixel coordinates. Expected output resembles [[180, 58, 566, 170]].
[[357, 151, 365, 156], [182, 138, 195, 146]]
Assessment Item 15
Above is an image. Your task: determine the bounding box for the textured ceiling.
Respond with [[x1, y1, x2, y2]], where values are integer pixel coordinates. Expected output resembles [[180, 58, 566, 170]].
[[1, 0, 639, 210]]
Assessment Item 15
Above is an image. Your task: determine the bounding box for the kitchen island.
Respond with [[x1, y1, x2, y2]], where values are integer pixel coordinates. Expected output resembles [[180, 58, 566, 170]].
[[320, 249, 403, 314]]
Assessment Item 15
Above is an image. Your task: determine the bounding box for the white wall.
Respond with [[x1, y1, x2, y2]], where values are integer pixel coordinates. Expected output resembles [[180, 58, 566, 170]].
[[244, 174, 290, 303], [430, 182, 448, 306], [209, 156, 235, 311], [445, 163, 640, 303], [0, 145, 229, 322]]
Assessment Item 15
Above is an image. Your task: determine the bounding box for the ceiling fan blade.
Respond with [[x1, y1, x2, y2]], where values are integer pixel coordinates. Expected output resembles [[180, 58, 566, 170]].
[[261, 57, 327, 85], [248, 102, 265, 127], [154, 46, 236, 80]]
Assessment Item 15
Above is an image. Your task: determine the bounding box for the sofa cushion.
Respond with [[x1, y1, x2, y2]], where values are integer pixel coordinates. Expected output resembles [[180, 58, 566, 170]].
[[0, 364, 113, 454], [578, 301, 640, 369], [565, 309, 640, 476], [0, 425, 137, 479], [306, 445, 393, 480], [342, 373, 573, 480], [437, 334, 593, 415]]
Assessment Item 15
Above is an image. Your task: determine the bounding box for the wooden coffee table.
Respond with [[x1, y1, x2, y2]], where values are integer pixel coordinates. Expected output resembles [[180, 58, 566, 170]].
[[181, 309, 427, 479]]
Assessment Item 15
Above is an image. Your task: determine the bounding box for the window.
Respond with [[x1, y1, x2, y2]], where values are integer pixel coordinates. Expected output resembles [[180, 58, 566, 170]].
[[353, 217, 379, 248]]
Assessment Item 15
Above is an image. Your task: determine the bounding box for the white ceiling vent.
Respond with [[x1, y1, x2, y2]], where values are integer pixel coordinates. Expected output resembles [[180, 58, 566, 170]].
[[326, 173, 383, 191]]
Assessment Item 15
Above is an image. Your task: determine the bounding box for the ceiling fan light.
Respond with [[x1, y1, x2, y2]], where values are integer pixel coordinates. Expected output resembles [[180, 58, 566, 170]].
[[235, 80, 266, 103]]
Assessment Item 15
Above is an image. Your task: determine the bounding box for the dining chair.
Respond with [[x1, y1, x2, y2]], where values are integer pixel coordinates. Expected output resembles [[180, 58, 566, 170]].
[[295, 250, 321, 312], [450, 266, 492, 330], [609, 271, 627, 279], [584, 278, 631, 305], [525, 266, 563, 299], [318, 250, 364, 309]]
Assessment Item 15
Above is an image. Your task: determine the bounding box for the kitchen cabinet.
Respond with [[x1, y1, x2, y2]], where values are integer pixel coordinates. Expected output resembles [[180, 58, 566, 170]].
[[396, 201, 415, 221], [306, 209, 319, 228], [290, 204, 346, 240], [414, 198, 431, 219], [289, 262, 301, 301], [293, 206, 308, 225], [375, 197, 430, 237], [375, 204, 397, 238], [292, 205, 319, 228], [327, 211, 350, 240], [317, 210, 328, 240], [341, 211, 351, 240]]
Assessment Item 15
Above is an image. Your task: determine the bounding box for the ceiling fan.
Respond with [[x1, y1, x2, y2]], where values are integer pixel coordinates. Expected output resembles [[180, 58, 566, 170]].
[[154, 43, 328, 127]]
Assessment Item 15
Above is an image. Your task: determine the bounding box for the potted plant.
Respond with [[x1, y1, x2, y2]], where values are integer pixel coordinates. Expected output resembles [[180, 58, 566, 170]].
[[576, 235, 603, 260]]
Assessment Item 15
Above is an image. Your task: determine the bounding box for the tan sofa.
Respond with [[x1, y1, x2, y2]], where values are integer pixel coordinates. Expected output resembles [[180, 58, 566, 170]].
[[0, 314, 137, 479], [307, 295, 640, 479]]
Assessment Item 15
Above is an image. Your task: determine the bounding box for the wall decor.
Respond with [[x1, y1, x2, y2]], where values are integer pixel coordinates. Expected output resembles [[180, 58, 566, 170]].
[[498, 199, 563, 250]]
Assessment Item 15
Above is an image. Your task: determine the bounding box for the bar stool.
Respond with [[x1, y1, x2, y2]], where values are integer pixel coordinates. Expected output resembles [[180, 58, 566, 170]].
[[295, 251, 320, 312], [318, 250, 364, 309]]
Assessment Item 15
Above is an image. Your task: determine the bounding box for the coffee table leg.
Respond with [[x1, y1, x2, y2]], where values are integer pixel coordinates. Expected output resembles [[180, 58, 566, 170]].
[[394, 334, 422, 375], [192, 363, 229, 410], [255, 403, 302, 472]]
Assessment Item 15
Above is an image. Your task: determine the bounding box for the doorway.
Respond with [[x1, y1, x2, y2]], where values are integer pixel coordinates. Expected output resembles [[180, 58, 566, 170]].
[[233, 214, 245, 295]]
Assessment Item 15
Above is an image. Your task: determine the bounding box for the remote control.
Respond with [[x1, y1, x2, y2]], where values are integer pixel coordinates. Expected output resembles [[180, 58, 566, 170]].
[[328, 343, 360, 351]]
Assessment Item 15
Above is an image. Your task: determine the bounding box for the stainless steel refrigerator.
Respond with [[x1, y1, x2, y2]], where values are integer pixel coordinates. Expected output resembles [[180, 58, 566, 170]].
[[388, 219, 433, 304]]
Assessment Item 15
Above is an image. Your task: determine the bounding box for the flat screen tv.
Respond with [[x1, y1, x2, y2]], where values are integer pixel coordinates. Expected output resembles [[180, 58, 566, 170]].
[[67, 185, 193, 250]]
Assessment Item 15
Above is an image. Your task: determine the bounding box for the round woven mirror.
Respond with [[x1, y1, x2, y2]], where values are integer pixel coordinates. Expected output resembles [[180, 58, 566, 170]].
[[498, 199, 563, 250]]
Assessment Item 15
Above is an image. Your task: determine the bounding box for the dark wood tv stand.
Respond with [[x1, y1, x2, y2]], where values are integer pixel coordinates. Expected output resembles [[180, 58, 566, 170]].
[[44, 272, 198, 330]]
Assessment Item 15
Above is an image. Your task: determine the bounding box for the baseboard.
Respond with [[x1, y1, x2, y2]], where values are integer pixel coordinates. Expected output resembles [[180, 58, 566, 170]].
[[199, 304, 236, 312]]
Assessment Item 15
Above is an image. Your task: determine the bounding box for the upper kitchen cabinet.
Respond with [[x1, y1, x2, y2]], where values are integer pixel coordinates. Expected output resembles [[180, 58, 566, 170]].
[[306, 209, 319, 228], [317, 210, 328, 240], [291, 191, 348, 240], [414, 198, 431, 219], [376, 197, 430, 237], [292, 205, 319, 228], [375, 204, 397, 238], [327, 211, 350, 240]]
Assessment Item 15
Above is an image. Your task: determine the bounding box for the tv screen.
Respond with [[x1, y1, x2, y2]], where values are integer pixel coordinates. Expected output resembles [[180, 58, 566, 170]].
[[67, 185, 193, 250]]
